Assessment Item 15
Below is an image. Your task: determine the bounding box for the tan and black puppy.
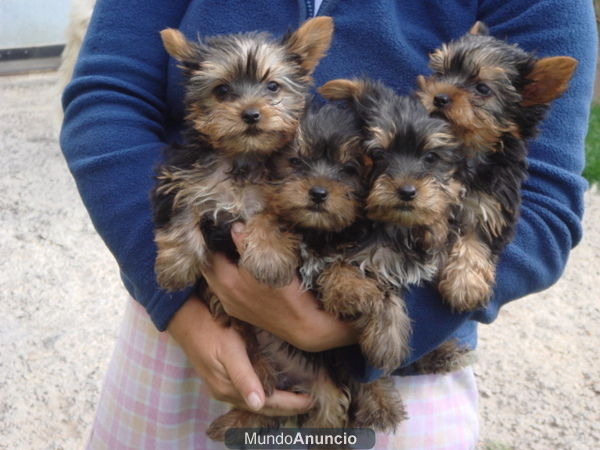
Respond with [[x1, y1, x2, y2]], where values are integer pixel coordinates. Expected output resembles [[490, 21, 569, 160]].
[[416, 21, 577, 312], [241, 102, 407, 432], [150, 18, 334, 440], [319, 78, 465, 377]]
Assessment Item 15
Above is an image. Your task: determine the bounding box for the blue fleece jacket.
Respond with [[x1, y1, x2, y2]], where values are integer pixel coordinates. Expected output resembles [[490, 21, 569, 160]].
[[61, 0, 597, 381]]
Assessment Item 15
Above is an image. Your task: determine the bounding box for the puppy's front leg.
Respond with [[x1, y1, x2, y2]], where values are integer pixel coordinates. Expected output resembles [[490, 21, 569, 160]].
[[239, 212, 300, 287], [355, 292, 411, 374], [438, 232, 495, 312], [154, 208, 209, 291], [318, 262, 384, 317], [350, 376, 406, 432]]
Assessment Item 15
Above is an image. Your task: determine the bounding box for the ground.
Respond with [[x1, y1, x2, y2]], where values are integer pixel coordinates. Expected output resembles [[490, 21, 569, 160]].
[[1, 72, 599, 449]]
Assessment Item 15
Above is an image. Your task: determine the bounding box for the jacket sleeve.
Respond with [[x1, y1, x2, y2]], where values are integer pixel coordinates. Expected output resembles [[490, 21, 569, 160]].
[[60, 0, 193, 330], [400, 0, 597, 368]]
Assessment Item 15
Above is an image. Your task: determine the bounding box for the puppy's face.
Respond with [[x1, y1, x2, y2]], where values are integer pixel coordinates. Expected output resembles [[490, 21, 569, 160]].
[[161, 17, 333, 156], [318, 79, 464, 228], [364, 99, 463, 227], [269, 106, 368, 232], [416, 22, 576, 150]]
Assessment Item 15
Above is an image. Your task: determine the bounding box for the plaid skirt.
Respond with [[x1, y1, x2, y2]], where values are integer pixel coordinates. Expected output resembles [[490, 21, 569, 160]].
[[87, 300, 479, 449]]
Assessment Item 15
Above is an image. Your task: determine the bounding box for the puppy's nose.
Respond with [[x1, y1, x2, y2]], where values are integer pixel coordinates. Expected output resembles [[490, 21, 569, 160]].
[[433, 94, 451, 109], [242, 108, 261, 124], [309, 186, 328, 204], [398, 185, 417, 201]]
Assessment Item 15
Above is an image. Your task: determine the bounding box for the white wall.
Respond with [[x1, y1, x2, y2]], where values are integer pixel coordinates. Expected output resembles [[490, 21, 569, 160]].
[[0, 0, 71, 48]]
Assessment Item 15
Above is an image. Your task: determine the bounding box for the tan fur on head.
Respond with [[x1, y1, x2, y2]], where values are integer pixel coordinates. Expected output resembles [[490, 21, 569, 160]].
[[285, 16, 334, 74], [160, 28, 199, 62], [417, 78, 519, 151], [270, 177, 359, 231], [366, 175, 458, 227], [521, 56, 577, 106]]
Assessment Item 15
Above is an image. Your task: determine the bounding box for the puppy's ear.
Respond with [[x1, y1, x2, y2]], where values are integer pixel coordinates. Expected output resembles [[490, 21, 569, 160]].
[[160, 29, 202, 65], [318, 79, 364, 101], [521, 56, 577, 106], [284, 17, 334, 74], [468, 21, 489, 36], [319, 78, 394, 130]]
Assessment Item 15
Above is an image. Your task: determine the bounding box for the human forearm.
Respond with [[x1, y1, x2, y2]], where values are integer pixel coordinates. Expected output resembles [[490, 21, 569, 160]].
[[60, 0, 192, 329]]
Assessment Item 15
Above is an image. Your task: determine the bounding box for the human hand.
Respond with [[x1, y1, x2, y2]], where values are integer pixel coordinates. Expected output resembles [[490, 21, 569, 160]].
[[167, 295, 313, 415], [202, 222, 359, 352]]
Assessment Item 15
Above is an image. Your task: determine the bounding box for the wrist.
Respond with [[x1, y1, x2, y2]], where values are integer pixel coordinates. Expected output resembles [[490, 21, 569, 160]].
[[289, 307, 359, 352], [167, 295, 212, 348]]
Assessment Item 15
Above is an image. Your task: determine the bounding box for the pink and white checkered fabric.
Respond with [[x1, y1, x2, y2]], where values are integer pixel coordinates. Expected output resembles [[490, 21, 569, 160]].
[[87, 300, 478, 450]]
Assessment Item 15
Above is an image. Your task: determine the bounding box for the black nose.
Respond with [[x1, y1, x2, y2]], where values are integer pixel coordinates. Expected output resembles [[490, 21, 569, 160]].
[[433, 94, 451, 109], [398, 185, 417, 201], [309, 186, 328, 204], [242, 108, 261, 124]]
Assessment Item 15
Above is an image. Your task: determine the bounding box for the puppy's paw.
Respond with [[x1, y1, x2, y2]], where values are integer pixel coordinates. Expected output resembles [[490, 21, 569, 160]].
[[240, 246, 298, 287], [438, 234, 495, 312], [438, 259, 495, 312], [319, 263, 384, 317], [352, 378, 407, 432], [240, 214, 299, 287], [207, 409, 280, 441], [155, 252, 201, 291], [358, 294, 411, 374]]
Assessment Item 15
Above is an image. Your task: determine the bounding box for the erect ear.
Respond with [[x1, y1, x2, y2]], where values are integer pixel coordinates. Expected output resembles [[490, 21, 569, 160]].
[[521, 56, 578, 106], [160, 29, 201, 64], [284, 16, 334, 74], [469, 21, 489, 36], [318, 78, 364, 101]]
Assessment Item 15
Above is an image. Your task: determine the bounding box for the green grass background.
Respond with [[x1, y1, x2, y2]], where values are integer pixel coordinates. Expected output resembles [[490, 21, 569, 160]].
[[584, 104, 600, 185]]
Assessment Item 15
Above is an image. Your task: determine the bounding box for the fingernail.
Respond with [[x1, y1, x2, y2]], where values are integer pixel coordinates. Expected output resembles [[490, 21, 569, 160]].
[[232, 222, 245, 234], [246, 392, 262, 411]]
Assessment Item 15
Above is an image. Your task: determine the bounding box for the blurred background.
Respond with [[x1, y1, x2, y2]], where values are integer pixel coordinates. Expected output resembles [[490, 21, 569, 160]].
[[0, 1, 598, 449]]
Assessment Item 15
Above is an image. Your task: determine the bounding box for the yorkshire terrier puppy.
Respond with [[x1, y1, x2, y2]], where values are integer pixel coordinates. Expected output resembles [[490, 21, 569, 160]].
[[416, 21, 577, 312], [151, 18, 334, 439], [240, 102, 406, 431], [318, 78, 465, 376]]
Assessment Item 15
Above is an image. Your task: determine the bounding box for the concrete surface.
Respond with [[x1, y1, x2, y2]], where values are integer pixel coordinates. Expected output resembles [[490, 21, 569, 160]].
[[1, 72, 599, 449]]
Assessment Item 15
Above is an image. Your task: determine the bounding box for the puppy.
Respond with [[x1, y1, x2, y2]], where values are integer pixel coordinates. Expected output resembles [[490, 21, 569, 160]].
[[319, 78, 465, 378], [241, 102, 407, 431], [151, 18, 335, 440], [416, 21, 577, 312]]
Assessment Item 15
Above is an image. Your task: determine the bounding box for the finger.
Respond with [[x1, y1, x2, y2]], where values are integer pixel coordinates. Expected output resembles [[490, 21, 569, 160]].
[[230, 221, 247, 253], [221, 345, 266, 412], [260, 390, 315, 416], [204, 252, 240, 289]]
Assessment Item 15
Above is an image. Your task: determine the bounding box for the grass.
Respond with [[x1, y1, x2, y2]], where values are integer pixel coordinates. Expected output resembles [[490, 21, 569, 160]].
[[584, 104, 600, 185], [480, 441, 514, 450]]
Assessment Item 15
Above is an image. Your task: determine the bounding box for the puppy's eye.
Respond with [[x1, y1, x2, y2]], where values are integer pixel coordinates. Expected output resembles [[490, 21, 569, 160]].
[[267, 81, 280, 92], [475, 83, 492, 96], [369, 147, 385, 161], [423, 152, 439, 164], [288, 157, 303, 167], [342, 163, 359, 177], [214, 83, 230, 99]]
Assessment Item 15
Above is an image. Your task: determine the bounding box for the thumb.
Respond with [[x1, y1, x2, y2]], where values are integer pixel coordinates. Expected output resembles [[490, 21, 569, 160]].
[[230, 222, 247, 253], [222, 345, 265, 411]]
